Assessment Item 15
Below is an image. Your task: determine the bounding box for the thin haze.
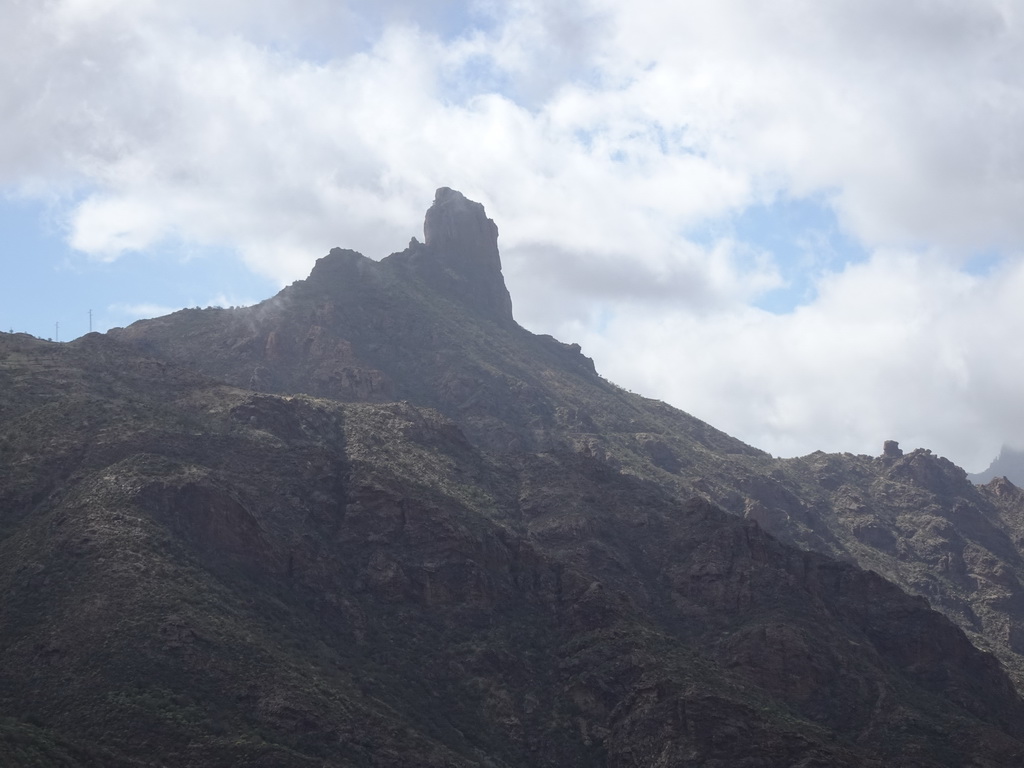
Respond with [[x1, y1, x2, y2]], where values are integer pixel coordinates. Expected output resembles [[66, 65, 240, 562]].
[[3, 0, 1024, 472]]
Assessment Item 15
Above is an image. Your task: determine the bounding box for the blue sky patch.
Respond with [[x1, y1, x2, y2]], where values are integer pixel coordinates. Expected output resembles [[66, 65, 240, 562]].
[[693, 194, 868, 314], [0, 197, 277, 340]]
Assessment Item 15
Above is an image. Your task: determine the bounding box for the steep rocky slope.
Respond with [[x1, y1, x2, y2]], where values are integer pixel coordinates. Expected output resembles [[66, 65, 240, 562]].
[[752, 444, 1024, 689], [5, 188, 1024, 765], [109, 188, 1024, 695], [108, 190, 763, 468], [4, 332, 1024, 766]]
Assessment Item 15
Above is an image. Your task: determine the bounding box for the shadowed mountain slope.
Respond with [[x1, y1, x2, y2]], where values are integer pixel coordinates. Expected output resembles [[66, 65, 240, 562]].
[[4, 332, 1024, 766], [4, 189, 1024, 765], [754, 445, 1024, 690], [109, 189, 1024, 693]]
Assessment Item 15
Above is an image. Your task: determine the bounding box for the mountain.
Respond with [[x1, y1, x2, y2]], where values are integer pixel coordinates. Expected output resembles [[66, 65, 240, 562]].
[[750, 444, 1024, 689], [108, 188, 757, 463], [970, 446, 1024, 486], [4, 188, 1024, 765], [109, 188, 1024, 691]]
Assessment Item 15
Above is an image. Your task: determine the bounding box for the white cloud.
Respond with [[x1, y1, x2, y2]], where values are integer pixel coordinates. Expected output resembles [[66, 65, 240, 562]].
[[107, 301, 181, 319], [572, 249, 1024, 472], [4, 0, 1024, 469], [107, 289, 258, 322]]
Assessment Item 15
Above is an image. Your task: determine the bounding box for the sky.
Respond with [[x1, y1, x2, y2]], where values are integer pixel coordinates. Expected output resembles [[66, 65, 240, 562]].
[[3, 0, 1024, 472]]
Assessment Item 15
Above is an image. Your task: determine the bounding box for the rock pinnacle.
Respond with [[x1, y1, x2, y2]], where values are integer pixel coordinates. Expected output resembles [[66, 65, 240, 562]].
[[397, 188, 515, 326]]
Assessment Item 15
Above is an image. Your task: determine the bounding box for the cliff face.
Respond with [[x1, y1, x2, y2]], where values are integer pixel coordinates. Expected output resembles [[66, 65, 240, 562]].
[[398, 186, 515, 326], [5, 190, 1024, 766]]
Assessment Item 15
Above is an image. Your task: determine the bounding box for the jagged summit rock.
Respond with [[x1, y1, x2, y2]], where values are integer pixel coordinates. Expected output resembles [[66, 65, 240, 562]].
[[386, 187, 515, 327], [300, 189, 515, 326], [423, 187, 499, 255], [107, 187, 612, 450]]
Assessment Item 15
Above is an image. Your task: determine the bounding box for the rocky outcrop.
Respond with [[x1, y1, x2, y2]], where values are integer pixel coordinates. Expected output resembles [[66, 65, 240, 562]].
[[386, 187, 515, 327]]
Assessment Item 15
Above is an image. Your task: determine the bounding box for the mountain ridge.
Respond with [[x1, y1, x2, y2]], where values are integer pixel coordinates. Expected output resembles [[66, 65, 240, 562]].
[[5, 189, 1024, 765], [94, 188, 1024, 689]]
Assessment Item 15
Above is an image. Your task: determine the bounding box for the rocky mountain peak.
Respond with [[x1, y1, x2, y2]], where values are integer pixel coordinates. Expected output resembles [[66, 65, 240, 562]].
[[423, 187, 499, 257], [388, 188, 515, 327]]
